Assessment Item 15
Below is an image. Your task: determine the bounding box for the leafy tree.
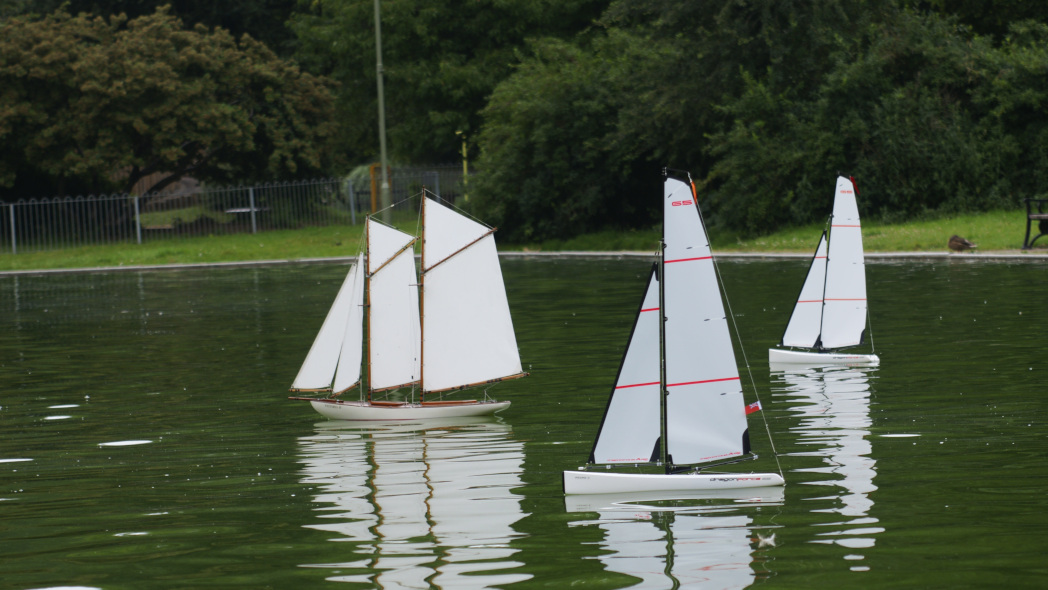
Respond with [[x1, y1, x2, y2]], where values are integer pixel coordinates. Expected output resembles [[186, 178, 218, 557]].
[[703, 10, 1048, 235], [290, 0, 608, 164], [472, 33, 664, 242], [473, 0, 894, 240], [0, 8, 338, 200], [916, 0, 1048, 37], [0, 0, 300, 55]]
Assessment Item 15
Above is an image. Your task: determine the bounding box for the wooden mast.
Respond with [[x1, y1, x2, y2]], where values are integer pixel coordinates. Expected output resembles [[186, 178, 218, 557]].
[[419, 191, 427, 403], [364, 218, 373, 405]]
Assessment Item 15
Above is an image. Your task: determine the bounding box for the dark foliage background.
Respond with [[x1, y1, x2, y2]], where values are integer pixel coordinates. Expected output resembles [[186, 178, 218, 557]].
[[2, 0, 1046, 240]]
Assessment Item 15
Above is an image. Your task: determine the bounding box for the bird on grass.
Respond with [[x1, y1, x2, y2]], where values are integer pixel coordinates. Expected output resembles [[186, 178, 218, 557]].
[[948, 235, 977, 252]]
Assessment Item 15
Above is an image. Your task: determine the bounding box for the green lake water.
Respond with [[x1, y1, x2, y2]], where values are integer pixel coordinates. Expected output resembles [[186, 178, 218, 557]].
[[1, 256, 1046, 589]]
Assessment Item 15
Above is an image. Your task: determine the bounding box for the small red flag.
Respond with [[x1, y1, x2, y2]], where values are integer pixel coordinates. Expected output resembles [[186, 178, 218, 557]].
[[745, 401, 762, 415]]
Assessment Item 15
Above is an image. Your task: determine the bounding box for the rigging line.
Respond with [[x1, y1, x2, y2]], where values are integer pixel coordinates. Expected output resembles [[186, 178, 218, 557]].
[[415, 189, 425, 245], [423, 187, 493, 229], [710, 251, 785, 479], [866, 303, 876, 353]]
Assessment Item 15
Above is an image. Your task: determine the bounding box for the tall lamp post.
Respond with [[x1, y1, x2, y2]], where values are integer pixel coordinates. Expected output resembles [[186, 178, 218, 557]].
[[456, 130, 469, 202], [374, 0, 392, 222]]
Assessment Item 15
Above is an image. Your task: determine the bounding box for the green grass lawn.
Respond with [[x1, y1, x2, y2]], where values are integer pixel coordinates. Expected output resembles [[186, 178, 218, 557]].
[[1, 209, 1043, 272], [531, 209, 1038, 254]]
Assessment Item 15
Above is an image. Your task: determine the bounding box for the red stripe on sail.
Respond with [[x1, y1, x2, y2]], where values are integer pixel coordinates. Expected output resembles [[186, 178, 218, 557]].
[[640, 307, 659, 312], [615, 381, 659, 390], [667, 376, 740, 388], [665, 256, 712, 264], [796, 299, 823, 303]]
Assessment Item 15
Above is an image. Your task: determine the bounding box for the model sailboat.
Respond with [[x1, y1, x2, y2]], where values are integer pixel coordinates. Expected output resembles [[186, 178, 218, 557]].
[[769, 176, 879, 365], [289, 193, 526, 420], [563, 170, 785, 495]]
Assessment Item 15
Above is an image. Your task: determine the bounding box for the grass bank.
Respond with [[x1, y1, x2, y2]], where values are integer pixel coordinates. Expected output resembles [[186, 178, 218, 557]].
[[0, 209, 1042, 272]]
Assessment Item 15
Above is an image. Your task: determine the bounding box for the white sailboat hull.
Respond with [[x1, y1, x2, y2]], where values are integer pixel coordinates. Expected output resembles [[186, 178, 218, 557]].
[[563, 469, 785, 495], [301, 398, 511, 421], [768, 348, 880, 366]]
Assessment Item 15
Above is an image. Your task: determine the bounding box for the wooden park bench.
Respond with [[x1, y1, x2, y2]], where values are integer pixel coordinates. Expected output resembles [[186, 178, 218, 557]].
[[1023, 198, 1048, 249]]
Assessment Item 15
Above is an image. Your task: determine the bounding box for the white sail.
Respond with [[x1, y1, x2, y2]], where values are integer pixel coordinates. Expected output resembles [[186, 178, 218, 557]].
[[780, 232, 828, 348], [333, 254, 366, 393], [821, 177, 868, 349], [662, 177, 748, 466], [421, 198, 523, 393], [291, 259, 363, 391], [592, 267, 662, 464], [367, 220, 421, 391]]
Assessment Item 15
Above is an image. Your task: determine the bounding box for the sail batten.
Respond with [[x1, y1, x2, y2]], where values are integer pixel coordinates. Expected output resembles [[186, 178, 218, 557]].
[[423, 227, 496, 273], [424, 372, 528, 395]]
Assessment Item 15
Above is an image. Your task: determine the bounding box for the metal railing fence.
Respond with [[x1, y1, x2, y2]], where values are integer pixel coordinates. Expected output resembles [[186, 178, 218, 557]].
[[0, 165, 463, 254]]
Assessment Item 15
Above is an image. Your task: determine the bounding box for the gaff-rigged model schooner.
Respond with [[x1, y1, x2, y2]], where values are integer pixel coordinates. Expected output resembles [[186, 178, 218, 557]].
[[563, 170, 785, 495], [769, 176, 879, 365], [289, 193, 527, 420]]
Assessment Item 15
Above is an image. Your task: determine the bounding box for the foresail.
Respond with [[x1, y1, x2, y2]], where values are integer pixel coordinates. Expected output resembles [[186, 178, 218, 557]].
[[291, 260, 362, 391], [662, 175, 748, 466], [591, 266, 662, 464], [368, 219, 422, 391], [421, 197, 523, 392], [780, 232, 828, 348], [821, 177, 868, 349], [333, 254, 365, 393]]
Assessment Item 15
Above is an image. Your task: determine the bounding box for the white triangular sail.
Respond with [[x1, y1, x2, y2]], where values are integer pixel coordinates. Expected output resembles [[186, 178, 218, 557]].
[[821, 177, 868, 349], [662, 176, 748, 466], [421, 197, 523, 393], [333, 254, 366, 393], [780, 232, 828, 348], [291, 258, 364, 392], [592, 266, 662, 464], [367, 219, 421, 391]]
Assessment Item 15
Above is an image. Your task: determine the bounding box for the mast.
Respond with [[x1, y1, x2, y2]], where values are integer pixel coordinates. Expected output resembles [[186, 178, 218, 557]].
[[658, 173, 669, 473], [419, 193, 427, 402], [662, 169, 749, 470], [364, 218, 373, 404], [817, 218, 832, 351]]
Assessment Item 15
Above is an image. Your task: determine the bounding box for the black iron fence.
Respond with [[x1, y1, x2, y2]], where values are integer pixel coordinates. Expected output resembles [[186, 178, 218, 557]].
[[0, 165, 463, 254]]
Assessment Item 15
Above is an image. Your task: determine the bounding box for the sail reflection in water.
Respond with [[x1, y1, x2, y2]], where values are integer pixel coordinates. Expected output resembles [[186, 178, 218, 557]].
[[771, 364, 884, 561], [565, 489, 784, 589], [297, 417, 529, 587]]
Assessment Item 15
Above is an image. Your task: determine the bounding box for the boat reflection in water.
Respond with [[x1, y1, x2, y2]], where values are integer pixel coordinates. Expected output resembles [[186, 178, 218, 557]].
[[770, 363, 883, 567], [565, 488, 784, 589], [297, 417, 529, 587]]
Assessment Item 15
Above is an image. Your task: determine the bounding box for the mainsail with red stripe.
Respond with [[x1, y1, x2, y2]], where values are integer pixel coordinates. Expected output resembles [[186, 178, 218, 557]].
[[588, 171, 751, 469], [821, 176, 869, 348]]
